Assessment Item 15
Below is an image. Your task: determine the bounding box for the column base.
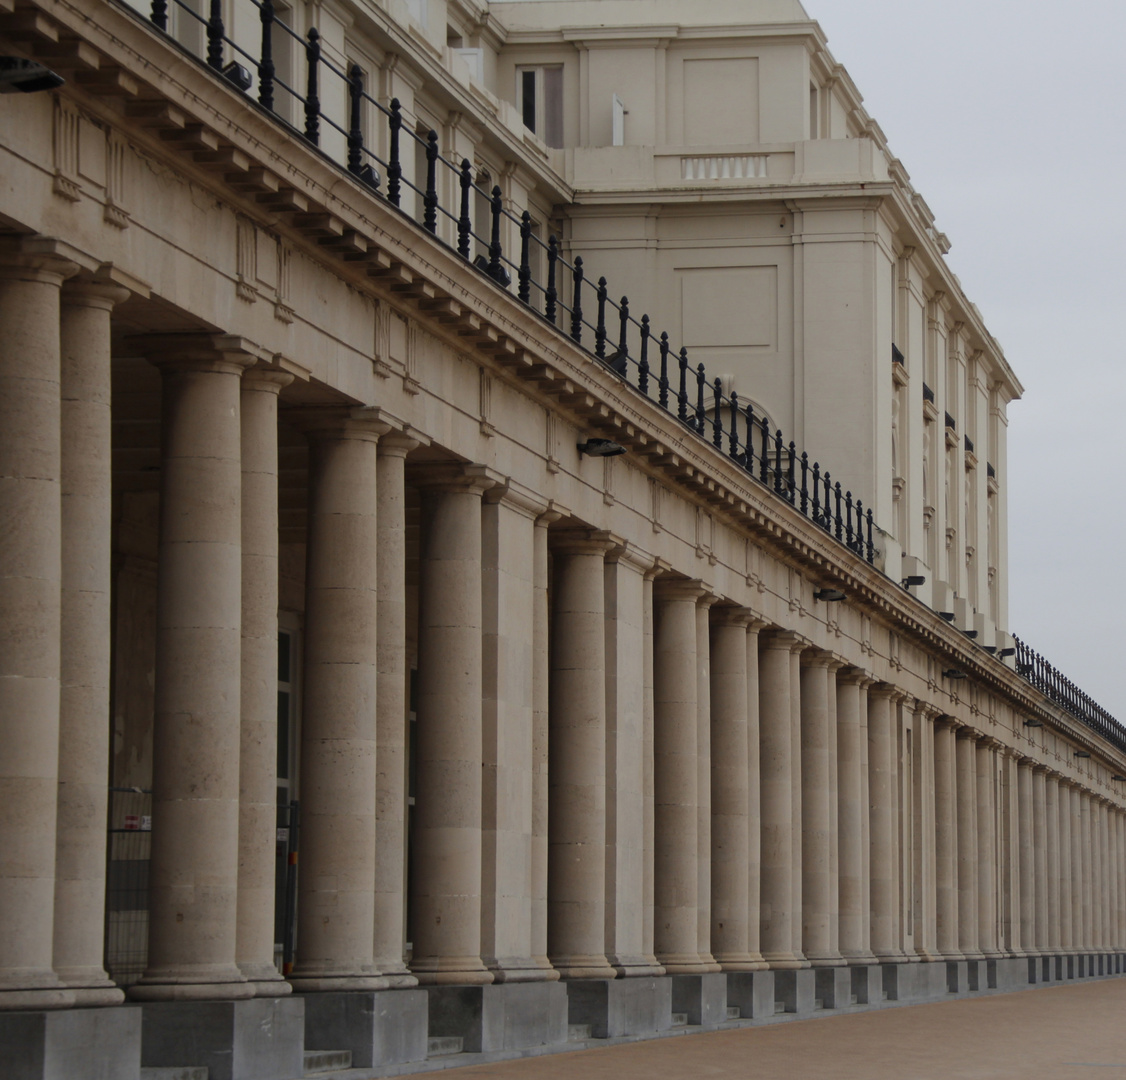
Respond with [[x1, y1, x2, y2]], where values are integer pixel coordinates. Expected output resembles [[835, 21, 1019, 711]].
[[567, 977, 671, 1037], [0, 1005, 140, 1078], [0, 988, 75, 1011], [761, 950, 809, 970], [427, 982, 568, 1053], [372, 960, 421, 989], [411, 956, 494, 986], [805, 952, 847, 968], [304, 989, 428, 1068], [128, 963, 255, 1003], [548, 955, 618, 981], [286, 975, 390, 993], [66, 985, 126, 1007], [716, 955, 770, 973], [141, 998, 304, 1080], [841, 950, 878, 966], [608, 954, 666, 979], [487, 956, 561, 983], [670, 973, 726, 1025]]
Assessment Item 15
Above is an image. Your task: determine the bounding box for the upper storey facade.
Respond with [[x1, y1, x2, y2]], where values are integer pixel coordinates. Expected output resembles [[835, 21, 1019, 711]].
[[117, 0, 1020, 647]]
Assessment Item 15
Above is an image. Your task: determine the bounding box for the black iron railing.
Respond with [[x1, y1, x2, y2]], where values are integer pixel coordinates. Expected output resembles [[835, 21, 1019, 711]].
[[1014, 638, 1125, 754], [134, 0, 877, 565], [123, 0, 1126, 751]]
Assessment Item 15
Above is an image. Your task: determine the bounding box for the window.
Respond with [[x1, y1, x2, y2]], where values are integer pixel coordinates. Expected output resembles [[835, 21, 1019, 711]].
[[809, 83, 819, 138], [405, 0, 427, 26], [516, 65, 563, 148], [271, 3, 299, 127]]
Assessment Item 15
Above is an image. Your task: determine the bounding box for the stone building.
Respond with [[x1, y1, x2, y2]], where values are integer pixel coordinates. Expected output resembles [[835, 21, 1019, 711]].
[[0, 0, 1122, 1075]]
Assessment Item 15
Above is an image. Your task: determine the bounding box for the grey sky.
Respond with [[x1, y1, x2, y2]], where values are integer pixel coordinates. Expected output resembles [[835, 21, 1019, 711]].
[[809, 1, 1126, 718]]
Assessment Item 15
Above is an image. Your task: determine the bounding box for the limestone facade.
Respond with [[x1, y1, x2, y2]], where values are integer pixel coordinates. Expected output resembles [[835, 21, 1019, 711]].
[[0, 0, 1123, 1073]]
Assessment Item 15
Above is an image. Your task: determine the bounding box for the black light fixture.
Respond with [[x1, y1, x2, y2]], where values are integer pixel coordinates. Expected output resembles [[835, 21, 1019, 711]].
[[939, 611, 955, 622], [998, 647, 1015, 657], [983, 645, 997, 654], [356, 163, 381, 190], [963, 629, 978, 639], [902, 575, 926, 588], [814, 588, 846, 602], [1023, 719, 1043, 728], [1075, 751, 1091, 759], [942, 669, 967, 680], [1113, 775, 1126, 782], [223, 60, 253, 92], [577, 438, 625, 458], [0, 56, 64, 93]]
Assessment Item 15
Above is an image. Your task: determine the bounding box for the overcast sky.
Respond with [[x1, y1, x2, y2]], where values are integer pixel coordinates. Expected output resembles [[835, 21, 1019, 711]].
[[810, 0, 1126, 717]]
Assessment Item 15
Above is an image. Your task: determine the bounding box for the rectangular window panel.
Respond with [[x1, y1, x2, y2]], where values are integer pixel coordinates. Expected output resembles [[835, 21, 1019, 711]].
[[522, 69, 537, 133], [544, 66, 563, 148]]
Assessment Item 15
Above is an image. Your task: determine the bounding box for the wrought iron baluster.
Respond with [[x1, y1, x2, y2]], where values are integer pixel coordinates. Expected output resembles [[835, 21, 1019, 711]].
[[423, 131, 439, 233], [834, 482, 843, 541], [347, 66, 364, 175], [823, 472, 832, 531], [855, 499, 864, 552], [787, 441, 796, 503], [304, 29, 321, 145], [773, 428, 784, 495], [658, 333, 670, 409], [712, 379, 723, 448], [677, 348, 689, 423], [811, 462, 821, 522], [595, 279, 608, 359], [386, 98, 402, 206], [151, 0, 167, 32], [866, 508, 875, 562], [545, 236, 558, 323], [759, 416, 769, 485], [695, 364, 706, 434], [744, 403, 755, 473], [800, 452, 809, 515], [258, 0, 275, 109], [207, 0, 224, 70], [845, 491, 854, 548], [488, 186, 503, 283], [518, 212, 532, 304], [570, 257, 584, 342], [729, 391, 740, 459], [638, 315, 650, 395], [457, 160, 472, 259], [615, 297, 629, 376]]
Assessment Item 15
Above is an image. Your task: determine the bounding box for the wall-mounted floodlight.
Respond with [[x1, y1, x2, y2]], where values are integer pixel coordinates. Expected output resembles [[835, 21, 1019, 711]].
[[998, 647, 1015, 658], [1113, 775, 1126, 782], [1023, 719, 1043, 729], [577, 438, 625, 458], [814, 588, 846, 602], [223, 60, 253, 92], [0, 57, 64, 93], [939, 611, 955, 622], [943, 669, 967, 680], [1075, 751, 1091, 759], [902, 575, 926, 588]]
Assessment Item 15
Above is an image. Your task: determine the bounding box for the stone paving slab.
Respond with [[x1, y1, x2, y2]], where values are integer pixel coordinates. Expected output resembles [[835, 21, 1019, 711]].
[[432, 979, 1126, 1080]]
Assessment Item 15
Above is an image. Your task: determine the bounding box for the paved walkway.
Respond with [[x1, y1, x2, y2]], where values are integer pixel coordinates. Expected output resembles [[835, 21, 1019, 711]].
[[448, 979, 1126, 1080]]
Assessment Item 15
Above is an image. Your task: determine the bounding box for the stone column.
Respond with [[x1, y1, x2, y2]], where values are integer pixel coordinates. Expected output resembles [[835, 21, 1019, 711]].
[[868, 685, 902, 961], [1016, 758, 1035, 957], [1080, 790, 1093, 952], [1059, 781, 1073, 953], [641, 565, 661, 971], [411, 467, 494, 985], [532, 510, 562, 973], [837, 671, 875, 963], [912, 704, 938, 961], [789, 643, 806, 961], [1070, 786, 1084, 954], [800, 652, 843, 966], [373, 432, 422, 986], [288, 411, 388, 992], [481, 485, 551, 982], [1101, 799, 1112, 953], [956, 729, 981, 960], [0, 246, 78, 1011], [653, 580, 705, 972], [1045, 773, 1061, 955], [1032, 766, 1049, 956], [604, 544, 660, 976], [933, 718, 961, 959], [758, 630, 805, 968], [744, 619, 768, 969], [547, 531, 616, 980], [1117, 810, 1125, 951], [976, 739, 1001, 958], [710, 608, 755, 970], [131, 336, 258, 1002], [53, 281, 129, 1007], [235, 367, 293, 996], [696, 593, 721, 973]]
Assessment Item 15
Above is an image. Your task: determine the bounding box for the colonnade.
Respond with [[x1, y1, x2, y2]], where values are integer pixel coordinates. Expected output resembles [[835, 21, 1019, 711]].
[[1, 253, 1125, 1014]]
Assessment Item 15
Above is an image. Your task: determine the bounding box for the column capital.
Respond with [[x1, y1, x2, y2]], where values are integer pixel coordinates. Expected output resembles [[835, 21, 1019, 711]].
[[484, 477, 551, 520], [133, 332, 263, 377], [933, 712, 962, 730], [653, 576, 708, 602], [549, 526, 619, 557], [976, 734, 1003, 751], [290, 405, 393, 443], [799, 647, 837, 669], [644, 556, 672, 583], [758, 627, 805, 652], [837, 665, 875, 688], [868, 682, 900, 701], [61, 280, 131, 311], [409, 460, 496, 495], [605, 540, 657, 574], [913, 701, 944, 720], [711, 605, 754, 629], [242, 366, 295, 395], [0, 235, 84, 285]]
